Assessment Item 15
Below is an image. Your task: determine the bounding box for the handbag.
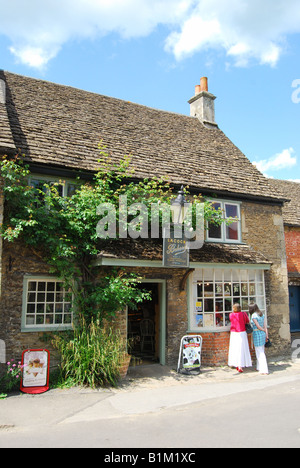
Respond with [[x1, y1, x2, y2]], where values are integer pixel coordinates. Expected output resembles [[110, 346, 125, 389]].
[[245, 323, 253, 334], [265, 339, 272, 348]]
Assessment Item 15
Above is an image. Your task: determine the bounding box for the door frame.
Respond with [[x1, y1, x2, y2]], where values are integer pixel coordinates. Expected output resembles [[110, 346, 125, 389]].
[[127, 279, 166, 365]]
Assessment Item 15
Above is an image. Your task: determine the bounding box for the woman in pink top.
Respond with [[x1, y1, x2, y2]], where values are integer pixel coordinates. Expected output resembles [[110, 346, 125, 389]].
[[228, 303, 252, 373]]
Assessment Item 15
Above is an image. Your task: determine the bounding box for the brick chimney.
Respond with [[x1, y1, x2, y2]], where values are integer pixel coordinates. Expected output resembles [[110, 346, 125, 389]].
[[188, 77, 218, 128]]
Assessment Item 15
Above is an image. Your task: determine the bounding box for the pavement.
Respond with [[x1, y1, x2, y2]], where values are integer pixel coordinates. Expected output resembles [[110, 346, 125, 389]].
[[0, 356, 300, 432]]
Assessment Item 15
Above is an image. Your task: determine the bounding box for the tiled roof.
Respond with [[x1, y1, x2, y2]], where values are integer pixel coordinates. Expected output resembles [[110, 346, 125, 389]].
[[0, 78, 16, 154], [97, 238, 271, 265], [269, 179, 300, 226], [0, 70, 283, 203]]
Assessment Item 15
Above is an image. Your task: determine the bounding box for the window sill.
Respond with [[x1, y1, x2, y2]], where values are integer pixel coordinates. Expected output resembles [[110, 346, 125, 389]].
[[21, 325, 73, 333], [187, 326, 231, 334]]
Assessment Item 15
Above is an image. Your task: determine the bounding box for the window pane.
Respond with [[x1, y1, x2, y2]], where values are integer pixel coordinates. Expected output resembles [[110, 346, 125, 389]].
[[208, 223, 222, 239], [27, 304, 35, 314], [67, 184, 77, 197], [204, 314, 215, 327], [233, 283, 240, 297], [26, 316, 35, 325], [224, 283, 232, 296], [64, 315, 72, 324], [28, 293, 36, 303], [197, 283, 203, 297], [241, 283, 248, 296], [204, 283, 214, 297], [215, 298, 224, 312], [225, 204, 238, 218], [226, 221, 239, 240], [204, 299, 214, 312], [28, 282, 37, 292], [215, 283, 223, 296], [196, 314, 204, 328]]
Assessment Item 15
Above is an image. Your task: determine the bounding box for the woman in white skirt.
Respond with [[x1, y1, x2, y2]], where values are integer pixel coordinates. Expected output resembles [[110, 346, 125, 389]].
[[228, 303, 252, 373], [249, 303, 269, 375]]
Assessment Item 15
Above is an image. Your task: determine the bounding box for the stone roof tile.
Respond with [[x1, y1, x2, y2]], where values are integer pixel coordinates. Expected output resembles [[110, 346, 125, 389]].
[[1, 70, 283, 202]]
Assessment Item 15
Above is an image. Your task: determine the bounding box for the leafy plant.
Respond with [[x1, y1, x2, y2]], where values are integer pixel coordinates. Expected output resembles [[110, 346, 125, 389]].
[[0, 360, 23, 393], [0, 148, 227, 387], [52, 318, 128, 388]]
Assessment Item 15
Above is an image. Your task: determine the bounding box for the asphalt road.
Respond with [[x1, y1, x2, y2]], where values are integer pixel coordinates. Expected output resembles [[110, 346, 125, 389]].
[[0, 362, 299, 449]]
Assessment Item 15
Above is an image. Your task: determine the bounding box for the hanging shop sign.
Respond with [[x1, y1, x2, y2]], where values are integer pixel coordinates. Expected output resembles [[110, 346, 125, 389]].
[[177, 335, 202, 375], [163, 227, 189, 268], [20, 349, 50, 394]]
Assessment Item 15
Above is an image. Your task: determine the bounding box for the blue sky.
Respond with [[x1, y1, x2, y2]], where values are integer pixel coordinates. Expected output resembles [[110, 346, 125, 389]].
[[0, 0, 299, 182]]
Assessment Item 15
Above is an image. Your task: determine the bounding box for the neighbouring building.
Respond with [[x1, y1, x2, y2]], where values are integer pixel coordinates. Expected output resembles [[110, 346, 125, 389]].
[[0, 71, 291, 368], [269, 179, 300, 333]]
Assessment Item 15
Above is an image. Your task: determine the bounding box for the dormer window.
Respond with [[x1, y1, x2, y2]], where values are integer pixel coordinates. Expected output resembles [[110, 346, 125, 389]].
[[207, 200, 241, 243]]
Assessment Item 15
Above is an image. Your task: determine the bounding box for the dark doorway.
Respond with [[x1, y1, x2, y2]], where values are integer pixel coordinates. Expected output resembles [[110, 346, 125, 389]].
[[289, 286, 300, 332], [127, 283, 160, 364]]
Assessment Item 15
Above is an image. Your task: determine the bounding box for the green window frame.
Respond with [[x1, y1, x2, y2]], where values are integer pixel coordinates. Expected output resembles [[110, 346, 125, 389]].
[[22, 276, 73, 332]]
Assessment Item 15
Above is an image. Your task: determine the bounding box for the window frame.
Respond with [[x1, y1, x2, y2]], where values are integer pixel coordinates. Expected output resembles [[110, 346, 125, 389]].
[[206, 199, 242, 244], [188, 267, 267, 333], [22, 276, 74, 332], [29, 175, 78, 198]]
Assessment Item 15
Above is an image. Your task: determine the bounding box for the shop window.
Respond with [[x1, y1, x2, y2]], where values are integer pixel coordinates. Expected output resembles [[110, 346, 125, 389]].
[[22, 277, 73, 331], [190, 268, 266, 331], [207, 200, 241, 243]]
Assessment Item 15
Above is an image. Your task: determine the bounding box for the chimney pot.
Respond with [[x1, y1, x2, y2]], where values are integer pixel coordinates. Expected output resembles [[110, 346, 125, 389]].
[[200, 77, 208, 92], [195, 85, 201, 95]]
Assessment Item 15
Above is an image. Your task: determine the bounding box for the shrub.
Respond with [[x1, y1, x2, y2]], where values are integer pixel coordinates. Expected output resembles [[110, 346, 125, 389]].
[[0, 360, 23, 394], [52, 318, 127, 388]]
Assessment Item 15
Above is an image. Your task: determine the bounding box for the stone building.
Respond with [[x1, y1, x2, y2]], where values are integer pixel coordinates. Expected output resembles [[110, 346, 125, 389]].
[[269, 179, 300, 333], [0, 71, 291, 368]]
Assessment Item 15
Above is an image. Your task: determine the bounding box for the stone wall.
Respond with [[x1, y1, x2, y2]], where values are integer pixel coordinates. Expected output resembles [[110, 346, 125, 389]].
[[241, 201, 290, 354], [0, 198, 291, 369], [0, 241, 59, 370]]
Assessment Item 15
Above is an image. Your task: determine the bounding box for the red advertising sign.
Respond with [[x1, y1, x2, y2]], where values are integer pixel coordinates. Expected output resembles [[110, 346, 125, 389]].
[[20, 349, 50, 394]]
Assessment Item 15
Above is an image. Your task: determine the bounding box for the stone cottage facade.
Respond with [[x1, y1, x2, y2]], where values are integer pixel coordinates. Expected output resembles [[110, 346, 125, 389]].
[[269, 179, 300, 333], [0, 71, 291, 368]]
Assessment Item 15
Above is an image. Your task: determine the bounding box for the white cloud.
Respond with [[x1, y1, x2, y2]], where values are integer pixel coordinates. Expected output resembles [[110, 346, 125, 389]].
[[1, 0, 300, 69], [253, 148, 297, 175], [165, 0, 300, 66]]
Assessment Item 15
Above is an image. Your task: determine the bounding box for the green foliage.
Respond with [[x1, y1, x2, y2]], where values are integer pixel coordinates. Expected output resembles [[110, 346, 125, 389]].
[[0, 149, 228, 387], [52, 318, 128, 388], [0, 359, 23, 394]]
